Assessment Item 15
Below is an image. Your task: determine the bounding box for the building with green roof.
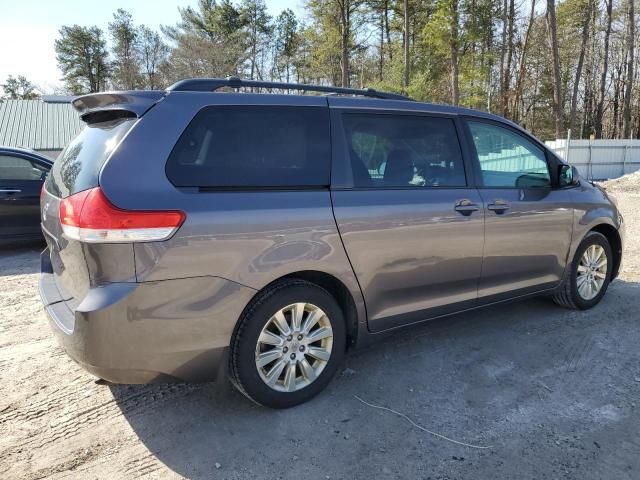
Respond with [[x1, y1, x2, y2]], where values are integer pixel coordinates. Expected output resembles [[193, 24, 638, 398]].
[[0, 96, 83, 158]]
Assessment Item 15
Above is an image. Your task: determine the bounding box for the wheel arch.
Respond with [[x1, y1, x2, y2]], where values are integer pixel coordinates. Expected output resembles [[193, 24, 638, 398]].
[[280, 271, 360, 349], [238, 271, 361, 350], [589, 223, 622, 280], [231, 270, 370, 349]]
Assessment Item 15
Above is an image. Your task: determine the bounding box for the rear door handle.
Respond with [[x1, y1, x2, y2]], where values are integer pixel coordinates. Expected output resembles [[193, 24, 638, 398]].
[[454, 199, 480, 216], [487, 200, 510, 214]]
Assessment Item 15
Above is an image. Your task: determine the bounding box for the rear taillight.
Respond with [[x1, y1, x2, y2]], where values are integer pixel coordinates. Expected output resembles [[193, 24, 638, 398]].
[[59, 187, 185, 243]]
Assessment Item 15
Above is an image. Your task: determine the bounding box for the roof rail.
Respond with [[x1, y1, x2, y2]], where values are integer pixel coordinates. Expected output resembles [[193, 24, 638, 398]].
[[167, 76, 413, 101]]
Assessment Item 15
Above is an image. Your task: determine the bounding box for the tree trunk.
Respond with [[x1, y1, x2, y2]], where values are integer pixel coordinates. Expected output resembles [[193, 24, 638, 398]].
[[250, 9, 258, 82], [501, 0, 515, 117], [250, 37, 256, 80], [403, 0, 410, 90], [612, 60, 623, 139], [622, 0, 635, 138], [569, 0, 593, 135], [485, 11, 495, 112], [546, 0, 564, 138], [595, 0, 613, 138], [582, 3, 597, 137], [450, 0, 460, 105], [339, 0, 350, 87], [513, 0, 536, 122], [384, 0, 392, 61], [379, 9, 384, 80], [499, 0, 507, 106]]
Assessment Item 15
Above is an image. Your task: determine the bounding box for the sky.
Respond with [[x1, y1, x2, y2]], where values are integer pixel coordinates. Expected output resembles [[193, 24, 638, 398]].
[[0, 0, 302, 94]]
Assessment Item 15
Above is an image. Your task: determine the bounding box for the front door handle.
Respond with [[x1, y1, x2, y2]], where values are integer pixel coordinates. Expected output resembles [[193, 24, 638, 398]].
[[454, 199, 480, 216], [487, 200, 510, 214]]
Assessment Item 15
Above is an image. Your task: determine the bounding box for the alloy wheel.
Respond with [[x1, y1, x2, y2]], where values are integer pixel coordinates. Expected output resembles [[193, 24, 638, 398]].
[[576, 244, 608, 301], [255, 302, 333, 392]]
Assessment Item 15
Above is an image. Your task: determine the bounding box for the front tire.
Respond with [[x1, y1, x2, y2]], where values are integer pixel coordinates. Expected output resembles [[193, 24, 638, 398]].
[[229, 279, 346, 408], [553, 231, 612, 310]]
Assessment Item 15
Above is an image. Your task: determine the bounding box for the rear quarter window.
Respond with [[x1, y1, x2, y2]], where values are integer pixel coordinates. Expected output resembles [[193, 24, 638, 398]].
[[165, 105, 330, 188], [46, 118, 135, 198]]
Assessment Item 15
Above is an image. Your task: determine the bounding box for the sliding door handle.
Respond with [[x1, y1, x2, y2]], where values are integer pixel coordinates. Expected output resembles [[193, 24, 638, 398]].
[[454, 199, 480, 216], [487, 200, 510, 214]]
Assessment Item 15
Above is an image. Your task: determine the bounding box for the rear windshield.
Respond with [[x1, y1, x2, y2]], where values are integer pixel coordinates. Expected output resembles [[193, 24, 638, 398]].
[[46, 118, 135, 198], [165, 105, 330, 188]]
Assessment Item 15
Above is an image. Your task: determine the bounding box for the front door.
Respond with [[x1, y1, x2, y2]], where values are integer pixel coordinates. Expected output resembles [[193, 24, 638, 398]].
[[330, 110, 485, 332], [464, 119, 573, 301]]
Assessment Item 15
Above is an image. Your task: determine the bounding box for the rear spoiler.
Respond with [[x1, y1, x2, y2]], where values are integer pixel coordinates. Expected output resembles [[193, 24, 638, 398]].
[[72, 91, 166, 123]]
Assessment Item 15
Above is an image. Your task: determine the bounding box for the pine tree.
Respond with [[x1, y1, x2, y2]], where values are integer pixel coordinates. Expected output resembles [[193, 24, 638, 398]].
[[55, 25, 109, 94]]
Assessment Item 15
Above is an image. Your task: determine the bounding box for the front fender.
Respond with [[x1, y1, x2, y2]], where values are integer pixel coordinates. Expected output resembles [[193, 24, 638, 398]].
[[566, 180, 623, 276]]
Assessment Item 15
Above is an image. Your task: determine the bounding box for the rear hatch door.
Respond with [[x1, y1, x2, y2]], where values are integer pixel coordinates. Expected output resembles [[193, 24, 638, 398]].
[[41, 91, 164, 301]]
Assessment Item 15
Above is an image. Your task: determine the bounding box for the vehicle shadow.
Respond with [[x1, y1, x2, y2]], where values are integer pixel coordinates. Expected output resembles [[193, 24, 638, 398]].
[[110, 279, 640, 479], [0, 242, 44, 276]]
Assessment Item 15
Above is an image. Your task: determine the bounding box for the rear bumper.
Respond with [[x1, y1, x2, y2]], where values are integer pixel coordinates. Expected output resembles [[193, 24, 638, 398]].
[[39, 249, 256, 383]]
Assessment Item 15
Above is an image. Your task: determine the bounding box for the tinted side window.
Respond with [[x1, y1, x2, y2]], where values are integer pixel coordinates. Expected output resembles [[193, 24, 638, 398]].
[[166, 106, 330, 188], [0, 155, 48, 181], [342, 114, 466, 188], [46, 118, 136, 198], [467, 121, 550, 188]]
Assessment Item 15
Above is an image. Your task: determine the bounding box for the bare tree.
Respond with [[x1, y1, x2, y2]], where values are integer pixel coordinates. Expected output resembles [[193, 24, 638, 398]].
[[622, 0, 635, 138], [337, 0, 353, 87], [403, 0, 410, 89], [569, 0, 594, 135], [501, 0, 515, 117], [595, 0, 613, 138], [513, 0, 536, 122], [499, 0, 507, 107], [450, 0, 460, 105], [546, 0, 564, 138], [138, 26, 169, 89], [384, 0, 392, 62], [612, 57, 624, 139]]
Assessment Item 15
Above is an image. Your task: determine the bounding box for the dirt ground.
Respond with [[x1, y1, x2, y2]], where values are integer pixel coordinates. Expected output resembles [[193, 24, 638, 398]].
[[1, 188, 639, 480]]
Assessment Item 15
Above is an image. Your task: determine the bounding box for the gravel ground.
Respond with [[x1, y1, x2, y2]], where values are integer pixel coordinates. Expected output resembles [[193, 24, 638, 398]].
[[1, 187, 639, 480]]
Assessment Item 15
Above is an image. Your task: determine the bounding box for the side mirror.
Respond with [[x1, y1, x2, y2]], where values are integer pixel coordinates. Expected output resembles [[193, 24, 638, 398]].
[[559, 164, 579, 187]]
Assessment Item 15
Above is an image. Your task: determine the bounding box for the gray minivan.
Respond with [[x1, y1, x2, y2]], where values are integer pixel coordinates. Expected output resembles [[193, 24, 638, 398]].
[[39, 78, 624, 408]]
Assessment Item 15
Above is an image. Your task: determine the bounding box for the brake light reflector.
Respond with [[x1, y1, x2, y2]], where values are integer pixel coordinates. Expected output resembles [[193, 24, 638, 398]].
[[59, 187, 185, 243]]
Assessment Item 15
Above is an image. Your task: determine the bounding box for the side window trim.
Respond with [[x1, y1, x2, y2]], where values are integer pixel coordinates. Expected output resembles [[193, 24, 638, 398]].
[[453, 116, 478, 189], [330, 108, 470, 190], [329, 108, 353, 189], [462, 116, 552, 189]]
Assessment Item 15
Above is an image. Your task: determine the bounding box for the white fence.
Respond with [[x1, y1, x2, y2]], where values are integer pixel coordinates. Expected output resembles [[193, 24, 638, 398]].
[[545, 139, 640, 180]]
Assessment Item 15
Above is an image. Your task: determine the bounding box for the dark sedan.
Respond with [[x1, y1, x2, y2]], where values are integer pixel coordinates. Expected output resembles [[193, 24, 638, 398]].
[[0, 147, 53, 243]]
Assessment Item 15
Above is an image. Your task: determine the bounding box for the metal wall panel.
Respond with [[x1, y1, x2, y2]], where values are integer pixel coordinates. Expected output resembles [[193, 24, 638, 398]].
[[546, 139, 640, 180]]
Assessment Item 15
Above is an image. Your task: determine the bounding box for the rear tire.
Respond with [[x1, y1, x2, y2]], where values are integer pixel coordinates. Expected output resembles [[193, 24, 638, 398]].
[[229, 279, 346, 408], [553, 231, 612, 310]]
